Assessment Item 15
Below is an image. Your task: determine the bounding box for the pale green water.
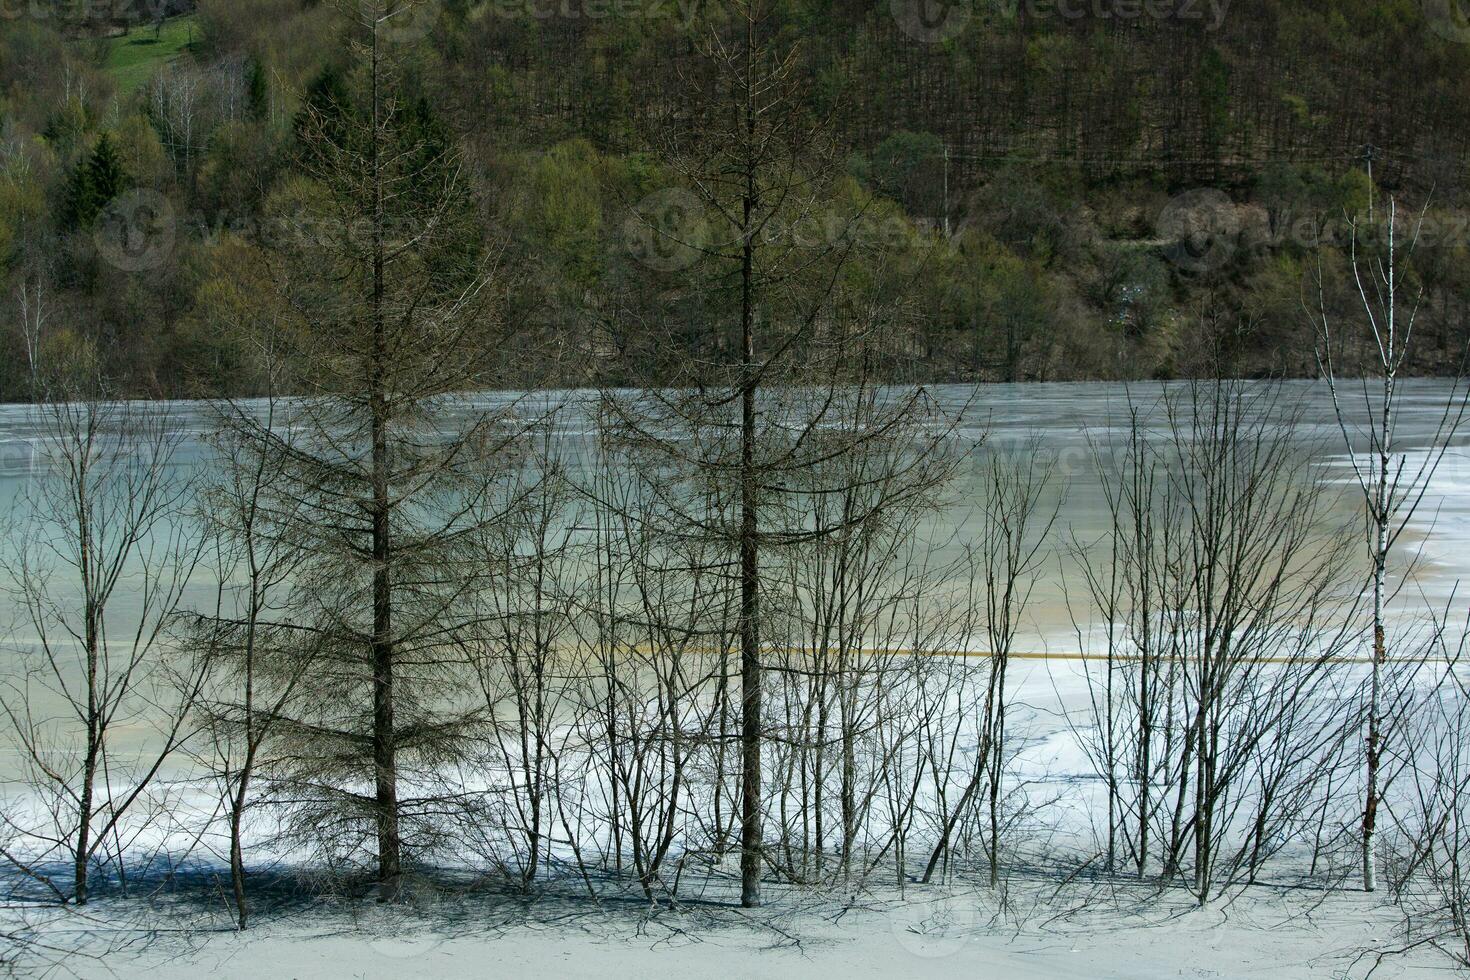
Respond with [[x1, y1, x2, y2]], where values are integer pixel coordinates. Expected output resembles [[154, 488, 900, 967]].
[[0, 380, 1465, 652]]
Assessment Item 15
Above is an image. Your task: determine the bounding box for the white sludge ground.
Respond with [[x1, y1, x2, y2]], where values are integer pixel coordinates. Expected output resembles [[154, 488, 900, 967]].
[[48, 886, 1438, 980], [6, 656, 1451, 980]]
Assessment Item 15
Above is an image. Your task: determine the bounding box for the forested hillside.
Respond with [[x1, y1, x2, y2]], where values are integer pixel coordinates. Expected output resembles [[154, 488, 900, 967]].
[[2, 0, 1468, 398]]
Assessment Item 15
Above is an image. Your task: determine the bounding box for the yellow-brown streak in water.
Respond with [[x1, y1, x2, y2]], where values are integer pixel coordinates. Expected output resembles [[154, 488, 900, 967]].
[[629, 645, 1442, 666]]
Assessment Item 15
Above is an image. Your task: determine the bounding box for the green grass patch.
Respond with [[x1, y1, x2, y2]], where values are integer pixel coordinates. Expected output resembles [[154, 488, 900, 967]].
[[102, 15, 201, 97]]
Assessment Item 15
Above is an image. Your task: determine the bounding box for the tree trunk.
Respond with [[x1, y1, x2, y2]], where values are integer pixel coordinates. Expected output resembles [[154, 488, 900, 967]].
[[369, 22, 400, 898], [1363, 604, 1384, 893], [75, 598, 99, 906], [74, 747, 94, 905], [230, 773, 250, 929], [737, 11, 762, 910], [738, 195, 762, 910], [1363, 371, 1392, 895]]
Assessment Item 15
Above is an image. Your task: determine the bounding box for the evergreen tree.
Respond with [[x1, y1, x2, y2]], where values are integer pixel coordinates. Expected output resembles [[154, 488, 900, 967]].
[[232, 7, 512, 896], [247, 58, 270, 121], [63, 134, 129, 230]]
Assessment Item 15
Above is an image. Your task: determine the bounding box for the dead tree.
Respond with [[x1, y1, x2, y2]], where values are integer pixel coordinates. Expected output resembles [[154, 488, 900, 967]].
[[1384, 606, 1470, 965], [1067, 402, 1156, 876], [1161, 380, 1355, 903], [235, 2, 515, 896], [599, 0, 956, 907], [456, 427, 584, 893], [1072, 379, 1358, 902], [0, 389, 204, 905], [922, 443, 1056, 887], [570, 431, 732, 900], [1069, 394, 1191, 881], [188, 381, 317, 930], [1312, 198, 1469, 892], [763, 387, 964, 888]]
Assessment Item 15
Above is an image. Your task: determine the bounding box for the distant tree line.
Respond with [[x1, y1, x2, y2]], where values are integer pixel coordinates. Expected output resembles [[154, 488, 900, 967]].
[[1, 0, 1468, 401]]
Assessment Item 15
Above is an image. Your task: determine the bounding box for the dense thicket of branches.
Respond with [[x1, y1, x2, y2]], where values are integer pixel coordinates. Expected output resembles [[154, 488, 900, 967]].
[[1072, 380, 1360, 902], [5, 368, 1470, 969]]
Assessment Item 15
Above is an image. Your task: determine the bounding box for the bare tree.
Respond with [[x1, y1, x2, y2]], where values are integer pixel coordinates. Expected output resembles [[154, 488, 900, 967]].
[[1313, 198, 1469, 892], [1068, 393, 1195, 881], [234, 0, 515, 897], [0, 390, 204, 905], [188, 383, 317, 929], [1069, 380, 1359, 903], [601, 0, 954, 907], [571, 434, 731, 900], [456, 427, 584, 893], [15, 276, 45, 395], [761, 388, 964, 889], [922, 443, 1056, 887], [1384, 605, 1470, 966]]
